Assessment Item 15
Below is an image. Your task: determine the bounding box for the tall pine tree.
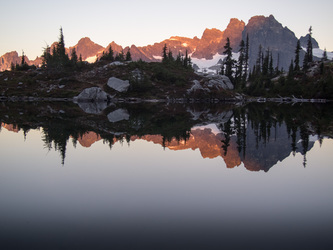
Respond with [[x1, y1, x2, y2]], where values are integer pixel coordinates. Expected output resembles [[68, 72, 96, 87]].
[[294, 39, 301, 72], [223, 37, 235, 83]]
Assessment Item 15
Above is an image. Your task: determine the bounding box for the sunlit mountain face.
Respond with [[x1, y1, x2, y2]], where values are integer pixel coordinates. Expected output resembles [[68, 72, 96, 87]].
[[2, 15, 330, 72]]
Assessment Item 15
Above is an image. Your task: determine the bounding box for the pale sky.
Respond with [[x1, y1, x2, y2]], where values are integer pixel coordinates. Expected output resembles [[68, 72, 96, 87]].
[[1, 0, 332, 59]]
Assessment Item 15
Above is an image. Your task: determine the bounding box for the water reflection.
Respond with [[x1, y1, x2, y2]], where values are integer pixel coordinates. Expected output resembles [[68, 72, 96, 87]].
[[1, 102, 332, 171]]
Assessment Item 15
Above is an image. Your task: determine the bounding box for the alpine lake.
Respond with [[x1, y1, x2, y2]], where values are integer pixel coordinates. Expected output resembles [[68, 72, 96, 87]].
[[1, 100, 333, 250]]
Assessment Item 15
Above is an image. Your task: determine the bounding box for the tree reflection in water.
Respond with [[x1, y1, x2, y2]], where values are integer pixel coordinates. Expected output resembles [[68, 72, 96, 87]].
[[1, 101, 332, 170]]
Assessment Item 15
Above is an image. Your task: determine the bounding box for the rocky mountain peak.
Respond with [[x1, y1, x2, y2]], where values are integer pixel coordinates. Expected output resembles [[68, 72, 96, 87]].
[[243, 14, 299, 70], [222, 18, 245, 49], [201, 28, 224, 43], [299, 34, 319, 49], [0, 51, 22, 71], [70, 37, 104, 60]]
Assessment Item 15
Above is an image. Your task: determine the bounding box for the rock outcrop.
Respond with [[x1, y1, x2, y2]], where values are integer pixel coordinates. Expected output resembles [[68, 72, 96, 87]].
[[300, 34, 319, 49], [69, 37, 104, 61], [205, 75, 234, 90], [0, 51, 23, 71], [74, 87, 111, 101], [107, 77, 130, 92], [187, 76, 233, 95], [242, 15, 302, 70]]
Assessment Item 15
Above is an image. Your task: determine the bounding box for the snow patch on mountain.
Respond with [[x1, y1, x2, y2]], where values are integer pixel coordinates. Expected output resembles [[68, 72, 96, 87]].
[[191, 52, 240, 74], [153, 55, 163, 60], [302, 47, 333, 60], [191, 53, 224, 73], [85, 55, 97, 63]]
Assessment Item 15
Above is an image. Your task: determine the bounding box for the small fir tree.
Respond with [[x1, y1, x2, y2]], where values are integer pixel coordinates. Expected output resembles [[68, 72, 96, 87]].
[[125, 49, 132, 61], [223, 37, 235, 82], [294, 40, 301, 72], [322, 48, 328, 61]]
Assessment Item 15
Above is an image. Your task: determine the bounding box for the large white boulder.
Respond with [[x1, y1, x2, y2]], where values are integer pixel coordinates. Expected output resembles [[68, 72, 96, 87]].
[[74, 87, 111, 101], [107, 77, 130, 92], [107, 108, 130, 123]]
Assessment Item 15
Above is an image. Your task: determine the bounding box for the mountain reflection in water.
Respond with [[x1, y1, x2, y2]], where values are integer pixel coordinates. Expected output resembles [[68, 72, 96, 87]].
[[1, 101, 333, 250], [1, 102, 332, 171]]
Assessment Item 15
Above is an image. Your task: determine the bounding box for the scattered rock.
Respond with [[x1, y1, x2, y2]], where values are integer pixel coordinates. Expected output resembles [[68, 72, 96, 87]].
[[74, 87, 111, 101], [103, 61, 125, 69], [131, 68, 143, 81], [107, 108, 130, 123], [107, 77, 130, 92], [187, 80, 210, 94]]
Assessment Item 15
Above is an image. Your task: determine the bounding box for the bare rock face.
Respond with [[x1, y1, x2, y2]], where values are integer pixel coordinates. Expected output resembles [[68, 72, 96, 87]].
[[220, 18, 245, 51], [187, 76, 233, 95], [69, 37, 104, 61], [205, 75, 234, 90], [187, 80, 210, 94], [242, 15, 299, 70], [192, 28, 224, 59], [107, 77, 130, 92], [0, 51, 22, 71], [299, 34, 319, 49], [100, 41, 124, 58]]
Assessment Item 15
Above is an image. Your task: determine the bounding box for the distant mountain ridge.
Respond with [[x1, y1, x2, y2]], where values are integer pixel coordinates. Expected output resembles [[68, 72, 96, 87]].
[[0, 15, 322, 71]]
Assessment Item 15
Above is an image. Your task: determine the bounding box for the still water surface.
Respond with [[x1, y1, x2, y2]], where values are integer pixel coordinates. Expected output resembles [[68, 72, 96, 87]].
[[0, 102, 333, 249]]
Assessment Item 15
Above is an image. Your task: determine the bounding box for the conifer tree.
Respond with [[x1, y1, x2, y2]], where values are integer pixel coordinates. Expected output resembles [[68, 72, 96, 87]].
[[243, 34, 249, 81], [255, 44, 263, 76], [322, 48, 328, 61], [262, 48, 270, 76], [223, 37, 235, 82], [21, 50, 26, 65], [176, 52, 182, 66], [303, 26, 313, 71], [71, 47, 78, 65], [288, 60, 294, 79], [306, 26, 313, 63], [116, 50, 124, 61], [269, 52, 274, 77], [126, 49, 132, 61], [236, 39, 245, 87], [183, 50, 189, 68], [162, 44, 168, 63], [108, 46, 114, 61], [294, 39, 301, 72], [168, 49, 174, 62]]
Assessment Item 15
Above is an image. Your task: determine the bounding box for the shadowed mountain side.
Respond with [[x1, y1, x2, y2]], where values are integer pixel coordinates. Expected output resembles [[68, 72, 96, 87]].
[[130, 128, 242, 169], [241, 123, 315, 172]]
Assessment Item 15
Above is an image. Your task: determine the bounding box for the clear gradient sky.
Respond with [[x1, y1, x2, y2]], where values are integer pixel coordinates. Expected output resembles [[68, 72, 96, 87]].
[[1, 0, 332, 59]]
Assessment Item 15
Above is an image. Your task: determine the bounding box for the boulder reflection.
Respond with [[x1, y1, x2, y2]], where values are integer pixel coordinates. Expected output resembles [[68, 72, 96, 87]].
[[1, 102, 332, 171]]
